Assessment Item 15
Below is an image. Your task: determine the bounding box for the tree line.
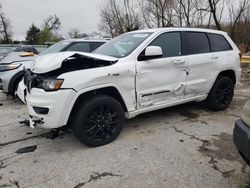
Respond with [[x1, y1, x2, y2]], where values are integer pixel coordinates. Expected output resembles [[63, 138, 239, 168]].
[[0, 1, 249, 52], [99, 0, 250, 52]]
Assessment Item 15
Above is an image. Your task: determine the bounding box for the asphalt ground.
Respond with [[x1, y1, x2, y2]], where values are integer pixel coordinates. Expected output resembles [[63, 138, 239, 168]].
[[0, 75, 250, 188]]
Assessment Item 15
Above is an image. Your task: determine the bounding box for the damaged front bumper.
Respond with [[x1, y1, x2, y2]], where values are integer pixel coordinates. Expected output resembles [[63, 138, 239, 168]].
[[29, 115, 44, 128], [26, 88, 76, 129]]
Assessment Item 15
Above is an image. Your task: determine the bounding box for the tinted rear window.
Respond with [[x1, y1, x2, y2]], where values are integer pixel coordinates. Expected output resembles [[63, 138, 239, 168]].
[[207, 33, 232, 52], [185, 32, 210, 55]]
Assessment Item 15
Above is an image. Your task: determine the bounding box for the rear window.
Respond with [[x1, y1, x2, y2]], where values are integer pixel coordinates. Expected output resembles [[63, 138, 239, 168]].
[[185, 32, 210, 55], [207, 33, 232, 52]]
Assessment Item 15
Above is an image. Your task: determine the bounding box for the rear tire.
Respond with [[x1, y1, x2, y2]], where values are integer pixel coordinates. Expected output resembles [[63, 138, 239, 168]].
[[204, 76, 234, 111], [71, 95, 124, 147]]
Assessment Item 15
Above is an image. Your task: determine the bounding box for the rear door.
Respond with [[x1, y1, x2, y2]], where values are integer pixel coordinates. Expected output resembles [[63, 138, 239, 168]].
[[207, 33, 235, 73], [182, 31, 214, 98]]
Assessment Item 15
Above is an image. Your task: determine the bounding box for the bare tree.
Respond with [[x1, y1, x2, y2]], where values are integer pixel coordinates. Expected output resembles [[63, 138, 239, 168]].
[[173, 0, 201, 27], [99, 0, 141, 37], [68, 28, 82, 38], [68, 28, 89, 38], [140, 0, 175, 27], [207, 0, 223, 30], [0, 4, 12, 44], [38, 15, 61, 44], [228, 0, 248, 41], [43, 15, 61, 33]]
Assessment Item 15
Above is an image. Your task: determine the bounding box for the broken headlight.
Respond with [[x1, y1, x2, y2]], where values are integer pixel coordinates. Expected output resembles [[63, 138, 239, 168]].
[[38, 78, 64, 91], [0, 63, 21, 72]]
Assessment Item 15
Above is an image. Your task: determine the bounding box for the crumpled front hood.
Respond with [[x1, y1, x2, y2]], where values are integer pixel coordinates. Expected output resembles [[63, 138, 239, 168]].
[[31, 51, 118, 74]]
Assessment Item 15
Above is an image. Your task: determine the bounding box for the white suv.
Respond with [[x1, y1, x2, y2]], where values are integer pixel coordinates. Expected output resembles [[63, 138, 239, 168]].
[[24, 28, 241, 147]]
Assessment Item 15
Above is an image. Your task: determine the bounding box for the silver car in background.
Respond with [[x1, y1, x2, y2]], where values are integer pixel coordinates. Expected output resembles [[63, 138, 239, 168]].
[[0, 38, 108, 97]]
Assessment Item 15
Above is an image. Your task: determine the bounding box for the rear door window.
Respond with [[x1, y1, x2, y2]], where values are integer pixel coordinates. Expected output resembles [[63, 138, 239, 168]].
[[149, 32, 182, 58], [207, 33, 232, 52], [185, 32, 210, 55]]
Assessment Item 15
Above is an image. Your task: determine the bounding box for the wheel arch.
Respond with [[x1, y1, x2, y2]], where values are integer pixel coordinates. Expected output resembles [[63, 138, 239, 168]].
[[216, 69, 236, 84], [8, 70, 25, 95], [66, 86, 128, 126]]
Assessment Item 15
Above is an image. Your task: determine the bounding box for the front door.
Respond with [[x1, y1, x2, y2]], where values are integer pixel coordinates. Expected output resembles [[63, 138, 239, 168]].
[[136, 32, 187, 109]]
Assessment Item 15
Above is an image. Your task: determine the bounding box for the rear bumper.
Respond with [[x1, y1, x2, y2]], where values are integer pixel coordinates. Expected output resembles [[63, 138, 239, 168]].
[[233, 119, 250, 165]]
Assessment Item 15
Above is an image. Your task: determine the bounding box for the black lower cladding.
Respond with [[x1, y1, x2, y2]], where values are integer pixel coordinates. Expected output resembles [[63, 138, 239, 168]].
[[233, 119, 250, 165]]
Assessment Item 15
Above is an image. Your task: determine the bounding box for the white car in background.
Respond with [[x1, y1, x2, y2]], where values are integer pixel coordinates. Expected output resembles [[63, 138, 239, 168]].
[[24, 28, 241, 147]]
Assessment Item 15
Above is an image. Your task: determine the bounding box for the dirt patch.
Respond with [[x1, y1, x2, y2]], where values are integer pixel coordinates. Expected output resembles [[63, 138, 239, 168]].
[[171, 126, 247, 178], [179, 110, 200, 119], [0, 127, 72, 148], [198, 133, 242, 162], [137, 129, 156, 136], [0, 160, 6, 169], [198, 132, 248, 176], [9, 180, 20, 188], [0, 179, 20, 188]]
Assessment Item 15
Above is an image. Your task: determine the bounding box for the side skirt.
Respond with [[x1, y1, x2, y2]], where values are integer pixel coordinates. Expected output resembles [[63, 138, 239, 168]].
[[126, 94, 207, 119]]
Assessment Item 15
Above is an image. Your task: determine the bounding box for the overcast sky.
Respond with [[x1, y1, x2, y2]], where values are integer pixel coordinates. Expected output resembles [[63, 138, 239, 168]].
[[1, 0, 104, 40]]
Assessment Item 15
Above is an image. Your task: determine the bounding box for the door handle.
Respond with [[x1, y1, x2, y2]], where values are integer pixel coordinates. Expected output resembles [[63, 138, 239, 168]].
[[172, 60, 185, 65]]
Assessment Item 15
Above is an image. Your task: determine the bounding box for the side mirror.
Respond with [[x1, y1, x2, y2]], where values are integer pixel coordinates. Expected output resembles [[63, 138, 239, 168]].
[[142, 46, 163, 60]]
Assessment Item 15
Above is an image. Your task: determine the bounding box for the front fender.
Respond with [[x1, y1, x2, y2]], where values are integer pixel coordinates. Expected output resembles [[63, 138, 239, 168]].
[[62, 83, 131, 125]]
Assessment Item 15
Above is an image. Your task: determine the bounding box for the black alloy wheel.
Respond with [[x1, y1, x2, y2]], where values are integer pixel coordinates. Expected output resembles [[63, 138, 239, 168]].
[[72, 95, 124, 147], [205, 76, 234, 111]]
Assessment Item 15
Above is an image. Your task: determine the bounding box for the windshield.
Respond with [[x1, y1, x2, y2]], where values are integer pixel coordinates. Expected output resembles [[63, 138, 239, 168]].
[[40, 41, 70, 55], [94, 32, 152, 58]]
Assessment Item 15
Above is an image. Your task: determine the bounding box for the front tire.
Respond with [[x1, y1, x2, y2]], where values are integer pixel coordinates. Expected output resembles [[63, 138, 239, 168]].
[[72, 95, 125, 147], [204, 76, 234, 111]]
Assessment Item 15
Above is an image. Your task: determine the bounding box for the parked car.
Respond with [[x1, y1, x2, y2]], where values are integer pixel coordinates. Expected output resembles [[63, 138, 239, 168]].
[[234, 100, 250, 166], [0, 38, 107, 96], [14, 46, 39, 54], [0, 47, 16, 61], [24, 28, 241, 147], [0, 51, 36, 95]]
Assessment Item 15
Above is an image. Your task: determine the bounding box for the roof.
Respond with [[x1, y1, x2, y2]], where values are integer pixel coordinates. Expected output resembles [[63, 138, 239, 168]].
[[130, 27, 227, 35]]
